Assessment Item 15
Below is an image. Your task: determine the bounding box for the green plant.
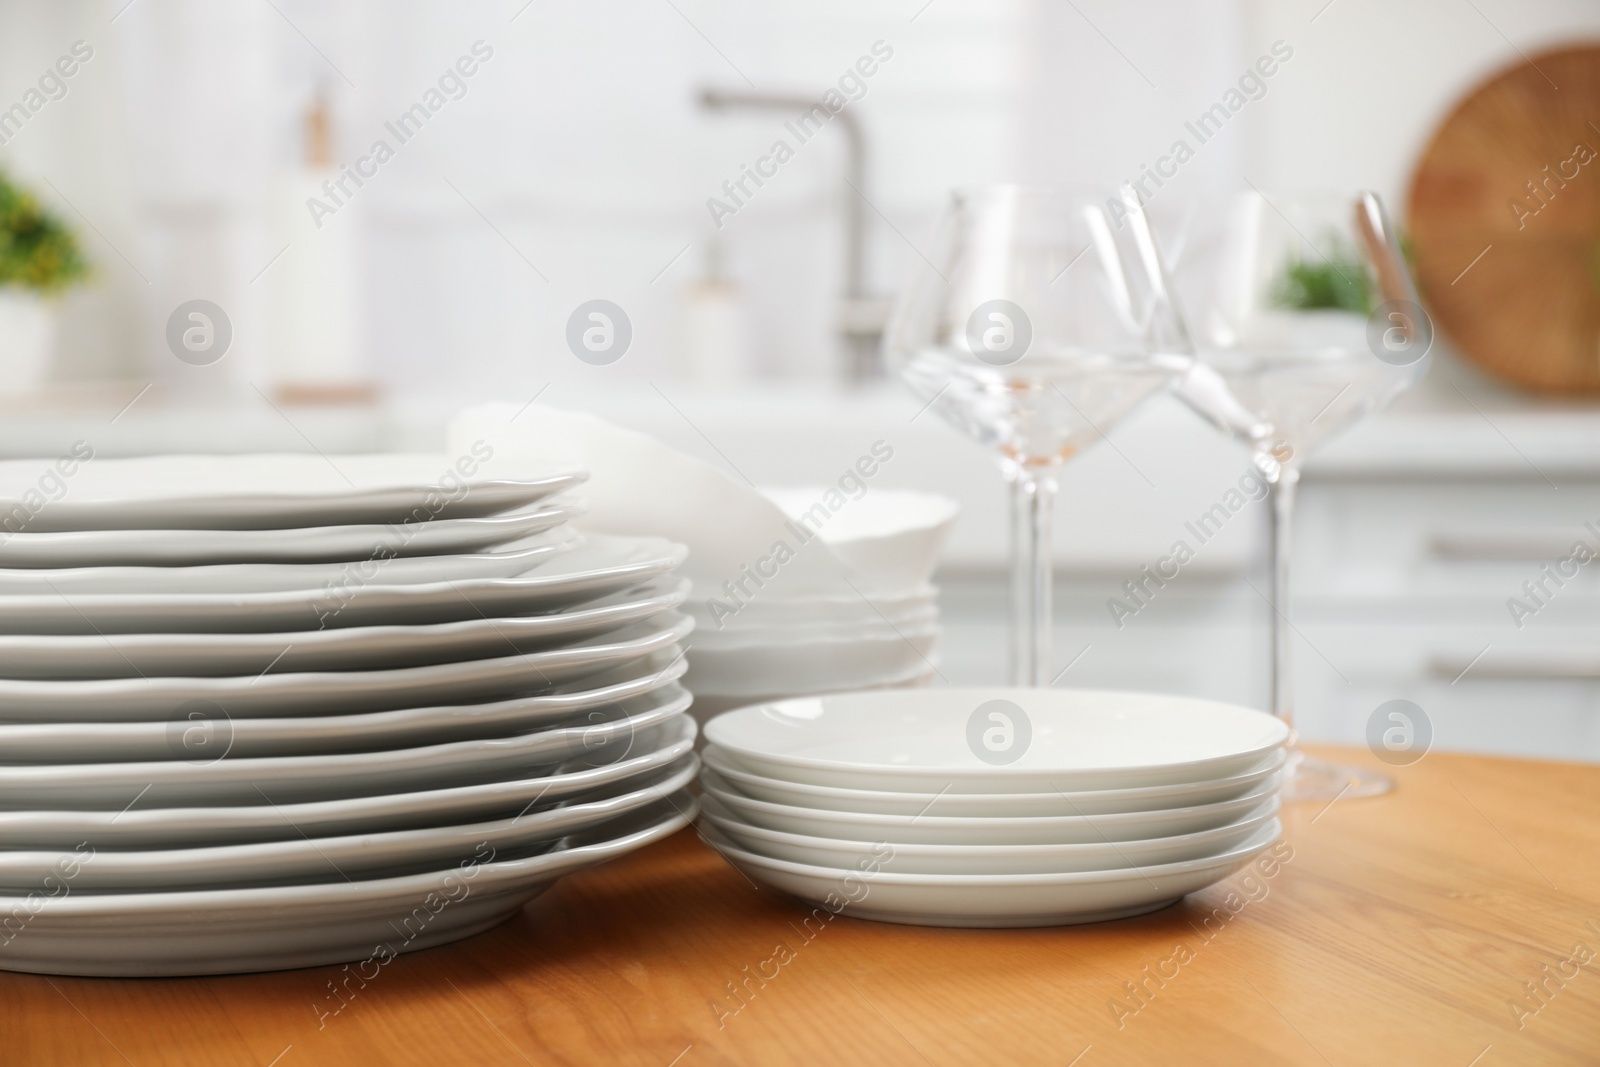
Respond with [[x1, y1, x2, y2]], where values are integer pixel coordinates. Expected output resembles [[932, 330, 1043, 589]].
[[0, 171, 88, 293], [1269, 238, 1372, 314]]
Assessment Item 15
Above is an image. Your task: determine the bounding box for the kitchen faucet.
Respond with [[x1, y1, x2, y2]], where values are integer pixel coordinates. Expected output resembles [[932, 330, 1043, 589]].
[[698, 88, 890, 382]]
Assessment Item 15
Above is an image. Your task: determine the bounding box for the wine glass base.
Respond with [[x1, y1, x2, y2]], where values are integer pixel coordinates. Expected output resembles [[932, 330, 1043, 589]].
[[1281, 750, 1393, 804]]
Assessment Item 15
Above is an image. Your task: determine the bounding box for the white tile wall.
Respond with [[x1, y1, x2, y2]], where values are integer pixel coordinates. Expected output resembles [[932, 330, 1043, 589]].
[[336, 0, 1029, 399], [4, 0, 1600, 404]]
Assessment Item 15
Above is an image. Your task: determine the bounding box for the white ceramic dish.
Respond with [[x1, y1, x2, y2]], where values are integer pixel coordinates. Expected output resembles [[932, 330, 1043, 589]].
[[0, 530, 579, 596], [0, 715, 697, 848], [0, 758, 698, 891], [0, 501, 580, 567], [700, 819, 1280, 928], [700, 792, 1279, 875], [0, 454, 584, 531], [0, 797, 695, 976], [0, 533, 683, 635], [701, 745, 1287, 817], [705, 688, 1290, 793], [699, 769, 1279, 845], [686, 585, 936, 630], [0, 577, 688, 679], [0, 614, 692, 722], [0, 653, 688, 761], [0, 693, 691, 807], [762, 488, 957, 594], [684, 628, 939, 697], [688, 608, 940, 651], [686, 660, 938, 724]]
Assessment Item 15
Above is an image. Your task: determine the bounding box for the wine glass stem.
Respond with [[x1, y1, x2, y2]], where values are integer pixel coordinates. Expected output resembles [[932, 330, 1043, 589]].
[[1007, 465, 1057, 687], [1264, 462, 1300, 734]]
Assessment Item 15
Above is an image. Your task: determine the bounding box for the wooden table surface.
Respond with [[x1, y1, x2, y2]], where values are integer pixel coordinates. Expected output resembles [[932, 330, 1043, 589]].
[[3, 745, 1599, 1066]]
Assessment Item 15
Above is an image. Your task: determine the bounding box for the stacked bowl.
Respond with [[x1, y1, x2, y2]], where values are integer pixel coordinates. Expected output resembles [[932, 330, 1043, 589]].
[[698, 689, 1288, 927], [0, 454, 698, 976], [683, 488, 956, 719]]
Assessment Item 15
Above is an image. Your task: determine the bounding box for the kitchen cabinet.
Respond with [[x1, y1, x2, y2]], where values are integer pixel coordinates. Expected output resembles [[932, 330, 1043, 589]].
[[1293, 471, 1600, 762]]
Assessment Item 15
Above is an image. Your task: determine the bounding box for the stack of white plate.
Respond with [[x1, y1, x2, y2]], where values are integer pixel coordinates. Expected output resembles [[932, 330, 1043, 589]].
[[0, 454, 698, 976], [683, 489, 956, 719], [698, 689, 1288, 927]]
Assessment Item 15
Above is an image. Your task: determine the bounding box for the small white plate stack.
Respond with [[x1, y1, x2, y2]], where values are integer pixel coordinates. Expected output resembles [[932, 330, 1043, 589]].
[[0, 454, 698, 976], [683, 488, 956, 720], [698, 688, 1288, 927]]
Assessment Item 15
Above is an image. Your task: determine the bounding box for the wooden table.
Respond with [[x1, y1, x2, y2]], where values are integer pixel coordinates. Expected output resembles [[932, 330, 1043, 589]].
[[3, 745, 1599, 1066]]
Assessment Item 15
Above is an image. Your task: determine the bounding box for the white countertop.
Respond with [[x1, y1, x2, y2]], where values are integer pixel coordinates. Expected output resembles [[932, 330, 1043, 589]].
[[2, 361, 1593, 571]]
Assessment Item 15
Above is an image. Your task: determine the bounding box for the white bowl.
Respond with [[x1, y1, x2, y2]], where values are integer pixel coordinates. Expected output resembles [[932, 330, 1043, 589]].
[[701, 745, 1286, 816], [687, 608, 940, 650], [686, 585, 936, 629], [762, 488, 957, 593], [704, 688, 1288, 793], [686, 662, 938, 727], [684, 629, 939, 697], [699, 793, 1279, 874], [699, 768, 1279, 844], [697, 820, 1284, 928]]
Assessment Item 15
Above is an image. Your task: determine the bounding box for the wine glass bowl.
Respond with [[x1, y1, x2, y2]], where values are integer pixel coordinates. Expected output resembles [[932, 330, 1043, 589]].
[[883, 185, 1192, 685], [1182, 191, 1430, 463], [1169, 189, 1431, 802]]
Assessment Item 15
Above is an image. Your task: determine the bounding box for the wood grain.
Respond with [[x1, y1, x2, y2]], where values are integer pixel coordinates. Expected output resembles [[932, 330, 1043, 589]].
[[1407, 45, 1600, 393], [2, 745, 1598, 1066]]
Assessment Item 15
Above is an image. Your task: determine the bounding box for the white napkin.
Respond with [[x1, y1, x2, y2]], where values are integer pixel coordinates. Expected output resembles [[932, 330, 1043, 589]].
[[448, 403, 868, 603]]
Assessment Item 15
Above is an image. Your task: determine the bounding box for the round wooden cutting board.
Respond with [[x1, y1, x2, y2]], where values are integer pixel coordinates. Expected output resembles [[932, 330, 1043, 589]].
[[1407, 44, 1600, 393]]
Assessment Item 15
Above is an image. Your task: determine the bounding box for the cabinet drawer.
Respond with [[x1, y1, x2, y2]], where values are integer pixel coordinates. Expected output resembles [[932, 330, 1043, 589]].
[[1292, 620, 1600, 762], [1297, 479, 1600, 603]]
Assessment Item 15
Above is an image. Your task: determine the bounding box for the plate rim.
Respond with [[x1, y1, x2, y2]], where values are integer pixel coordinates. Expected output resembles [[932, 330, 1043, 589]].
[[698, 816, 1283, 888], [704, 687, 1291, 784]]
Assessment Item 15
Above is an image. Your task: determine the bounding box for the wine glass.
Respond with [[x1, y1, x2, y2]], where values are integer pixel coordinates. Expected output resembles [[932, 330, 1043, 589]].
[[1167, 189, 1431, 801], [882, 186, 1192, 685]]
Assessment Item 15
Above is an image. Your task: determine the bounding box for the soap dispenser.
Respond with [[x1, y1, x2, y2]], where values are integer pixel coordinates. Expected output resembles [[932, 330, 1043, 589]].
[[681, 237, 748, 385]]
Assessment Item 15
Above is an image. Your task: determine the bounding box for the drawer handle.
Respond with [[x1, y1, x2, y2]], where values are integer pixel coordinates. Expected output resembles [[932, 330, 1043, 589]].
[[1429, 532, 1599, 561], [1429, 653, 1600, 680]]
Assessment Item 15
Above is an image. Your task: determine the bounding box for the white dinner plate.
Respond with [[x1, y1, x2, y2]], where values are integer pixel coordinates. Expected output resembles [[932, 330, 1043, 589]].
[[0, 454, 584, 531], [700, 793, 1279, 875], [0, 614, 692, 722], [0, 797, 695, 976], [0, 533, 683, 635], [701, 745, 1287, 816], [0, 758, 698, 891], [700, 818, 1282, 928], [0, 501, 580, 568], [0, 714, 697, 848], [0, 530, 580, 596], [0, 577, 688, 679], [0, 692, 691, 807], [0, 653, 688, 761], [705, 688, 1290, 792], [699, 769, 1279, 845]]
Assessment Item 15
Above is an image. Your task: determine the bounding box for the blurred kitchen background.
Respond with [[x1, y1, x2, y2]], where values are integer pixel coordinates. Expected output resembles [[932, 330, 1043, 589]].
[[2, 0, 1600, 761]]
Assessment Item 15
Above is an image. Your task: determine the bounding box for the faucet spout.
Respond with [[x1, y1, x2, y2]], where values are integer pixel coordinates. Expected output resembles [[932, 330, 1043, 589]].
[[698, 88, 884, 381]]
